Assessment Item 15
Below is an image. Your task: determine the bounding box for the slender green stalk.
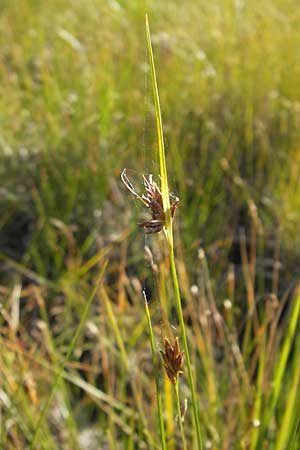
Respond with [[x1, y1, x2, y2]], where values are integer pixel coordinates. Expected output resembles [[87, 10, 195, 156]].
[[175, 381, 187, 450], [143, 291, 167, 450], [103, 287, 156, 450], [169, 248, 203, 449], [145, 13, 203, 450], [29, 264, 107, 449]]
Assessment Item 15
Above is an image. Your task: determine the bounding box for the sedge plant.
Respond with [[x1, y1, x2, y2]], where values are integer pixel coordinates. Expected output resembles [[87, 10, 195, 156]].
[[145, 14, 203, 450]]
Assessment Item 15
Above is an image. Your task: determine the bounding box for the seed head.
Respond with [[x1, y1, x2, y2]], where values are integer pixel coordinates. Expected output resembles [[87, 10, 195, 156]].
[[160, 337, 184, 384]]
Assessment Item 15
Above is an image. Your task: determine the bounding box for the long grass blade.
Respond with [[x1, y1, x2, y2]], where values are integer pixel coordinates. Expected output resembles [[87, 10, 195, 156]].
[[262, 288, 300, 441], [145, 13, 172, 245]]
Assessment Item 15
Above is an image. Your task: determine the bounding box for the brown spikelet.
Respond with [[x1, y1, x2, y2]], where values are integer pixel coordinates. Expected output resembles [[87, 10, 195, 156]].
[[160, 337, 184, 384]]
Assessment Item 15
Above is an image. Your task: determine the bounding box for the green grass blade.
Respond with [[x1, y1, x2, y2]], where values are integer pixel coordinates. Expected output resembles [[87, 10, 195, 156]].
[[145, 13, 172, 245], [103, 287, 156, 449], [263, 289, 300, 439], [275, 344, 300, 450]]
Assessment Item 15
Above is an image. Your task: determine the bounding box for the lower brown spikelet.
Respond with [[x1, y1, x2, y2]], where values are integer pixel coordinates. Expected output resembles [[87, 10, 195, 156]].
[[160, 337, 184, 384]]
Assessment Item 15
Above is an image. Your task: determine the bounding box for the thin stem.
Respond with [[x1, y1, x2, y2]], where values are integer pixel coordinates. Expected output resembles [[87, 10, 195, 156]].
[[175, 381, 187, 450], [169, 244, 203, 449], [144, 291, 168, 450], [104, 287, 156, 449]]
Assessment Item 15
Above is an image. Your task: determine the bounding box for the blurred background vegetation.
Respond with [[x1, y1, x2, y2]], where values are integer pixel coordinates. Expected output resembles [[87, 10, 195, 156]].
[[1, 1, 300, 449]]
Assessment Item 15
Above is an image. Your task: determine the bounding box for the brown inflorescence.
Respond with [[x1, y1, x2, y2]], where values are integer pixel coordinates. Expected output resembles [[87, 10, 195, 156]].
[[160, 337, 184, 384], [121, 168, 179, 234]]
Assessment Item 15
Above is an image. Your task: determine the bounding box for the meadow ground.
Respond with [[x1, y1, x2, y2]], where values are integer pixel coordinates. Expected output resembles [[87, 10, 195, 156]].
[[1, 1, 300, 449]]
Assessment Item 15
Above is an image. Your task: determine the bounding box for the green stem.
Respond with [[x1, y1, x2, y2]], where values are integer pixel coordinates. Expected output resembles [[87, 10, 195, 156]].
[[175, 381, 187, 450], [144, 292, 168, 450], [169, 244, 203, 450], [104, 287, 156, 449]]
